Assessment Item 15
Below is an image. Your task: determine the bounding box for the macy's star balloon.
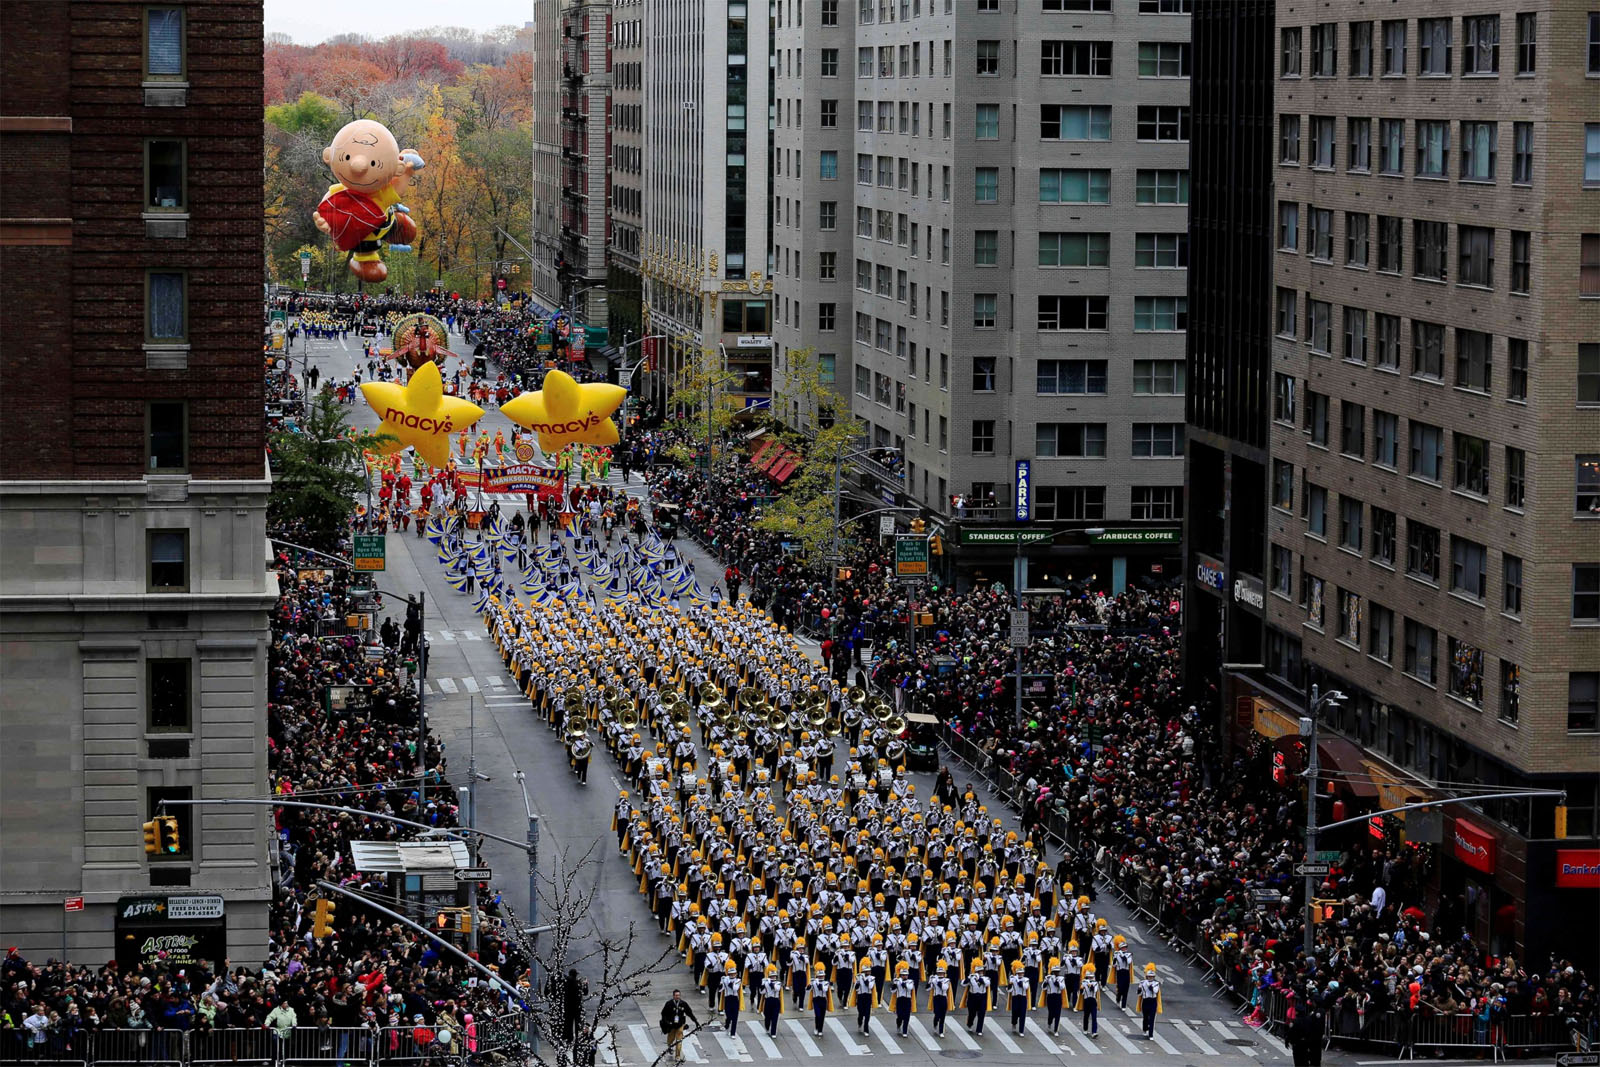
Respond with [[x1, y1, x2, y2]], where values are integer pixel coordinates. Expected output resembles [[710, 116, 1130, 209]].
[[501, 369, 626, 452], [361, 360, 485, 468]]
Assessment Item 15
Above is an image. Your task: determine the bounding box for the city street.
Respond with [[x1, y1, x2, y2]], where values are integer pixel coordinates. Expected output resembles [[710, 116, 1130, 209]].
[[292, 333, 1338, 1066]]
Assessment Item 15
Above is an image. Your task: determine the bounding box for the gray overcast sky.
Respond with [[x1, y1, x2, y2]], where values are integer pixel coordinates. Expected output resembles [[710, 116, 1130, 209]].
[[265, 0, 532, 44]]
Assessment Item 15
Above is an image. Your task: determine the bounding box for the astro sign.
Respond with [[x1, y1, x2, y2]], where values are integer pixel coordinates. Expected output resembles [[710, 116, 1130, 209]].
[[1195, 553, 1227, 593]]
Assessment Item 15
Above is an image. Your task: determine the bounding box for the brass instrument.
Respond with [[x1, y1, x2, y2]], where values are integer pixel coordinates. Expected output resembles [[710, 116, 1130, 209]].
[[736, 686, 762, 712], [806, 704, 831, 729], [601, 684, 624, 706], [846, 685, 868, 707], [618, 706, 640, 730], [884, 714, 907, 736], [669, 701, 692, 729], [869, 696, 896, 723], [563, 685, 586, 708], [766, 706, 788, 730], [565, 717, 589, 740]]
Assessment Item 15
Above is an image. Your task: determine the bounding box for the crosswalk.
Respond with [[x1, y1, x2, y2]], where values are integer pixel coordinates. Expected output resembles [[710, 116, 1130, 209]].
[[597, 1013, 1282, 1064]]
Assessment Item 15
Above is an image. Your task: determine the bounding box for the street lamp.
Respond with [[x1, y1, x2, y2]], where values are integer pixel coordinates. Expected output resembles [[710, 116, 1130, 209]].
[[1302, 684, 1346, 956]]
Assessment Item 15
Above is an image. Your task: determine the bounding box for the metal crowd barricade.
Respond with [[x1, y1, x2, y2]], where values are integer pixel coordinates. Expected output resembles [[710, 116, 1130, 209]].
[[0, 1035, 88, 1067], [372, 1028, 432, 1067], [278, 1028, 373, 1067], [188, 1030, 278, 1067], [88, 1031, 184, 1067], [1404, 1011, 1500, 1060]]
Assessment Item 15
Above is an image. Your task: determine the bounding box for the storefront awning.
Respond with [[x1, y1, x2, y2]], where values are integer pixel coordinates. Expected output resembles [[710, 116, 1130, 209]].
[[1252, 702, 1300, 740], [1317, 737, 1379, 798]]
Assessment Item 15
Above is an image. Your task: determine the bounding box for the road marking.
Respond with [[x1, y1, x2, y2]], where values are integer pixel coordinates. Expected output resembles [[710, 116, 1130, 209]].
[[1028, 1024, 1065, 1055], [906, 1017, 942, 1051], [1120, 925, 1145, 945], [746, 1028, 780, 1059], [463, 630, 482, 641], [1209, 1018, 1254, 1055], [1143, 1026, 1181, 1056], [711, 1032, 750, 1061], [868, 1024, 902, 1054], [422, 681, 434, 695], [782, 1019, 822, 1057], [681, 1034, 707, 1063], [595, 1025, 619, 1067], [823, 1017, 867, 1055], [487, 675, 507, 687], [1058, 1024, 1103, 1055], [1100, 1020, 1143, 1055], [436, 678, 458, 694], [1239, 1019, 1292, 1059], [434, 630, 455, 642], [989, 1024, 1024, 1053], [463, 677, 479, 693], [948, 1021, 981, 1050], [626, 1024, 655, 1063], [1171, 1020, 1218, 1056]]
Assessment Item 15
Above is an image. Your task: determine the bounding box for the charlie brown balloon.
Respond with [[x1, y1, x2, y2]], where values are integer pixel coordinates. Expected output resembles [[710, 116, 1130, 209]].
[[313, 119, 425, 284]]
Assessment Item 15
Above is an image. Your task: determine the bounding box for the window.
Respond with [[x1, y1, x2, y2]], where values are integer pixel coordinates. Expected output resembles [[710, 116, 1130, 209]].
[[822, 0, 839, 24], [1037, 231, 1109, 267], [147, 659, 191, 733], [1273, 460, 1295, 510], [1416, 121, 1449, 177], [1461, 121, 1497, 182], [1499, 660, 1521, 723], [1378, 216, 1403, 273], [1414, 221, 1448, 281], [820, 99, 838, 128], [1305, 484, 1327, 537], [1411, 421, 1444, 481], [856, 207, 872, 237], [1583, 236, 1600, 297], [975, 103, 999, 139], [973, 293, 997, 328], [1131, 487, 1184, 520], [145, 139, 185, 212], [1449, 638, 1485, 706], [1037, 359, 1108, 395], [1350, 21, 1373, 77], [1040, 168, 1110, 204], [1346, 213, 1370, 268], [1408, 520, 1441, 582], [976, 40, 999, 75], [1138, 42, 1189, 77], [1340, 495, 1364, 550], [1276, 286, 1299, 337], [815, 203, 838, 239], [1308, 207, 1333, 260], [1348, 118, 1371, 171], [1591, 11, 1600, 74], [1510, 230, 1530, 293], [147, 401, 186, 471], [1304, 390, 1330, 446], [1506, 446, 1527, 509], [1310, 116, 1335, 168], [818, 303, 836, 331], [938, 415, 948, 450], [1302, 574, 1325, 626], [1132, 359, 1185, 394], [1372, 507, 1396, 565], [1369, 603, 1394, 662], [1281, 27, 1302, 77], [1277, 201, 1300, 251], [1373, 411, 1398, 467], [1034, 486, 1105, 522], [1135, 169, 1189, 204], [1464, 14, 1499, 74], [971, 420, 996, 454], [974, 230, 999, 266], [1041, 40, 1112, 76], [1138, 0, 1190, 12], [855, 259, 871, 291], [877, 156, 893, 187], [1588, 124, 1600, 186], [1382, 19, 1406, 75], [1508, 338, 1528, 400], [1376, 314, 1402, 371], [1576, 564, 1600, 621], [1341, 401, 1365, 457], [819, 151, 838, 180], [148, 529, 189, 592], [1307, 298, 1333, 353], [1516, 12, 1536, 74], [1419, 18, 1451, 75], [818, 355, 836, 384], [1311, 23, 1336, 75], [1134, 296, 1186, 332], [146, 271, 187, 343], [1339, 590, 1364, 644], [1498, 553, 1526, 616], [874, 372, 892, 405], [1280, 115, 1301, 163], [1042, 105, 1112, 141], [971, 356, 998, 392], [1273, 373, 1297, 423], [1037, 295, 1108, 331], [857, 152, 873, 185], [1344, 308, 1368, 363], [1459, 225, 1494, 288], [145, 6, 184, 78], [821, 49, 839, 76], [1132, 423, 1185, 458], [1271, 545, 1294, 595], [1572, 673, 1600, 732], [1046, 0, 1111, 9], [1583, 343, 1600, 403], [855, 314, 872, 344], [1404, 620, 1438, 684], [1455, 329, 1492, 392], [1512, 121, 1533, 184], [1379, 118, 1405, 174], [975, 167, 999, 202], [1137, 106, 1189, 142], [1135, 233, 1187, 268], [1452, 536, 1488, 599], [1036, 423, 1107, 458]]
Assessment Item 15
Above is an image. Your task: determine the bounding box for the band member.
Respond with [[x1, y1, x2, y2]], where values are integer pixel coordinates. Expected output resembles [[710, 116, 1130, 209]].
[[759, 964, 783, 1038], [890, 962, 917, 1037], [1076, 961, 1100, 1038], [928, 961, 953, 1037], [1137, 963, 1164, 1040], [1007, 961, 1031, 1035], [809, 964, 834, 1036], [962, 967, 990, 1036], [1038, 958, 1068, 1034]]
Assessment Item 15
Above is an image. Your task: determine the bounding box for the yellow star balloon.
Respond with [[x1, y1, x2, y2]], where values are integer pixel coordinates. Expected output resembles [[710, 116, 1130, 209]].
[[501, 369, 627, 451], [360, 360, 485, 469]]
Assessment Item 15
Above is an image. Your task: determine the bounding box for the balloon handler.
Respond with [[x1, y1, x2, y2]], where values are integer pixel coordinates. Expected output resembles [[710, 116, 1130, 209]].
[[314, 119, 425, 283]]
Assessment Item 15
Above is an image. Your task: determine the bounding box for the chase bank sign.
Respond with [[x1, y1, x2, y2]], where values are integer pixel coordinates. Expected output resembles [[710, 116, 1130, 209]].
[[1194, 553, 1227, 593]]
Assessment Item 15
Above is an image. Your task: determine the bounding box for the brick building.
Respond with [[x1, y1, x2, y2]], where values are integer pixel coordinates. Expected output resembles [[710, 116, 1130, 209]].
[[0, 0, 275, 963]]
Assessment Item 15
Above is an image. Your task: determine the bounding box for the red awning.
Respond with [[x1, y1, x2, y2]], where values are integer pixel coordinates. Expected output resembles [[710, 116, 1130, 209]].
[[770, 454, 800, 483]]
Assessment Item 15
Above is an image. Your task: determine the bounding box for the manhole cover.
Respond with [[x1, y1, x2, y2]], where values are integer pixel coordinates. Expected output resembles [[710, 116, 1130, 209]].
[[940, 1052, 983, 1059], [1224, 1038, 1256, 1046]]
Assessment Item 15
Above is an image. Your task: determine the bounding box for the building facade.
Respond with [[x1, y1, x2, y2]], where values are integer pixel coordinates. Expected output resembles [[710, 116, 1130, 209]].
[[773, 0, 1193, 589], [608, 0, 646, 360], [558, 0, 614, 330], [1189, 0, 1600, 962], [0, 0, 276, 962], [532, 0, 565, 307]]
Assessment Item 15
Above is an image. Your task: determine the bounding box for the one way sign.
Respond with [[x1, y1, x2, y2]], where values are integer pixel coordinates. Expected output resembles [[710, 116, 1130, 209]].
[[1295, 862, 1332, 877]]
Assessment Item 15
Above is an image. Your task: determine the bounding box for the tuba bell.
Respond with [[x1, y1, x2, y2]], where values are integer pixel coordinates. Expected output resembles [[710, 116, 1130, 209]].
[[565, 716, 588, 740], [869, 696, 896, 723], [618, 706, 640, 730], [564, 685, 586, 709], [807, 703, 831, 729], [847, 685, 868, 707]]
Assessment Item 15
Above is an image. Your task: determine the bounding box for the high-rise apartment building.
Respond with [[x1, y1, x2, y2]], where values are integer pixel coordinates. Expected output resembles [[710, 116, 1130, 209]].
[[0, 0, 275, 962], [774, 0, 1193, 588], [1189, 0, 1600, 961], [639, 0, 774, 414], [609, 0, 646, 351]]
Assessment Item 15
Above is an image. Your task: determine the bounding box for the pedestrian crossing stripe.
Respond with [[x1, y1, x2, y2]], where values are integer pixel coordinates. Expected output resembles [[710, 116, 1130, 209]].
[[421, 675, 510, 696], [425, 630, 483, 642], [609, 1018, 1267, 1063]]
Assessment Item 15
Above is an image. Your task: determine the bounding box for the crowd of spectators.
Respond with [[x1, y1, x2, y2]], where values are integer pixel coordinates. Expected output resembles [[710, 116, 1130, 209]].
[[623, 425, 1596, 1052]]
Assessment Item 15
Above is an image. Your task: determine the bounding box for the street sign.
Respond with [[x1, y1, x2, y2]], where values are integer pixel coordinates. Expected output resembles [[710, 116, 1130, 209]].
[[1555, 1053, 1598, 1067], [64, 896, 84, 912], [619, 370, 634, 391], [299, 251, 312, 278], [454, 867, 493, 882], [352, 534, 386, 572], [894, 535, 929, 578], [1294, 862, 1332, 877], [1314, 849, 1341, 863], [1008, 609, 1030, 648], [879, 516, 896, 539]]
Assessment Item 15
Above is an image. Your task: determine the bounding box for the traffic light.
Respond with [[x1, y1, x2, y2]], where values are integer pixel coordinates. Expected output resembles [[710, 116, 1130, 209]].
[[836, 566, 853, 582], [312, 898, 337, 939], [142, 819, 161, 855], [909, 518, 926, 535], [1310, 898, 1342, 924], [1555, 804, 1569, 839], [929, 534, 943, 556], [1271, 751, 1289, 787], [157, 815, 180, 854]]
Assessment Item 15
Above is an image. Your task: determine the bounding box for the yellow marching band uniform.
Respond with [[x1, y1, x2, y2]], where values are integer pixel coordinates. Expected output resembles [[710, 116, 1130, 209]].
[[444, 517, 1164, 1040]]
